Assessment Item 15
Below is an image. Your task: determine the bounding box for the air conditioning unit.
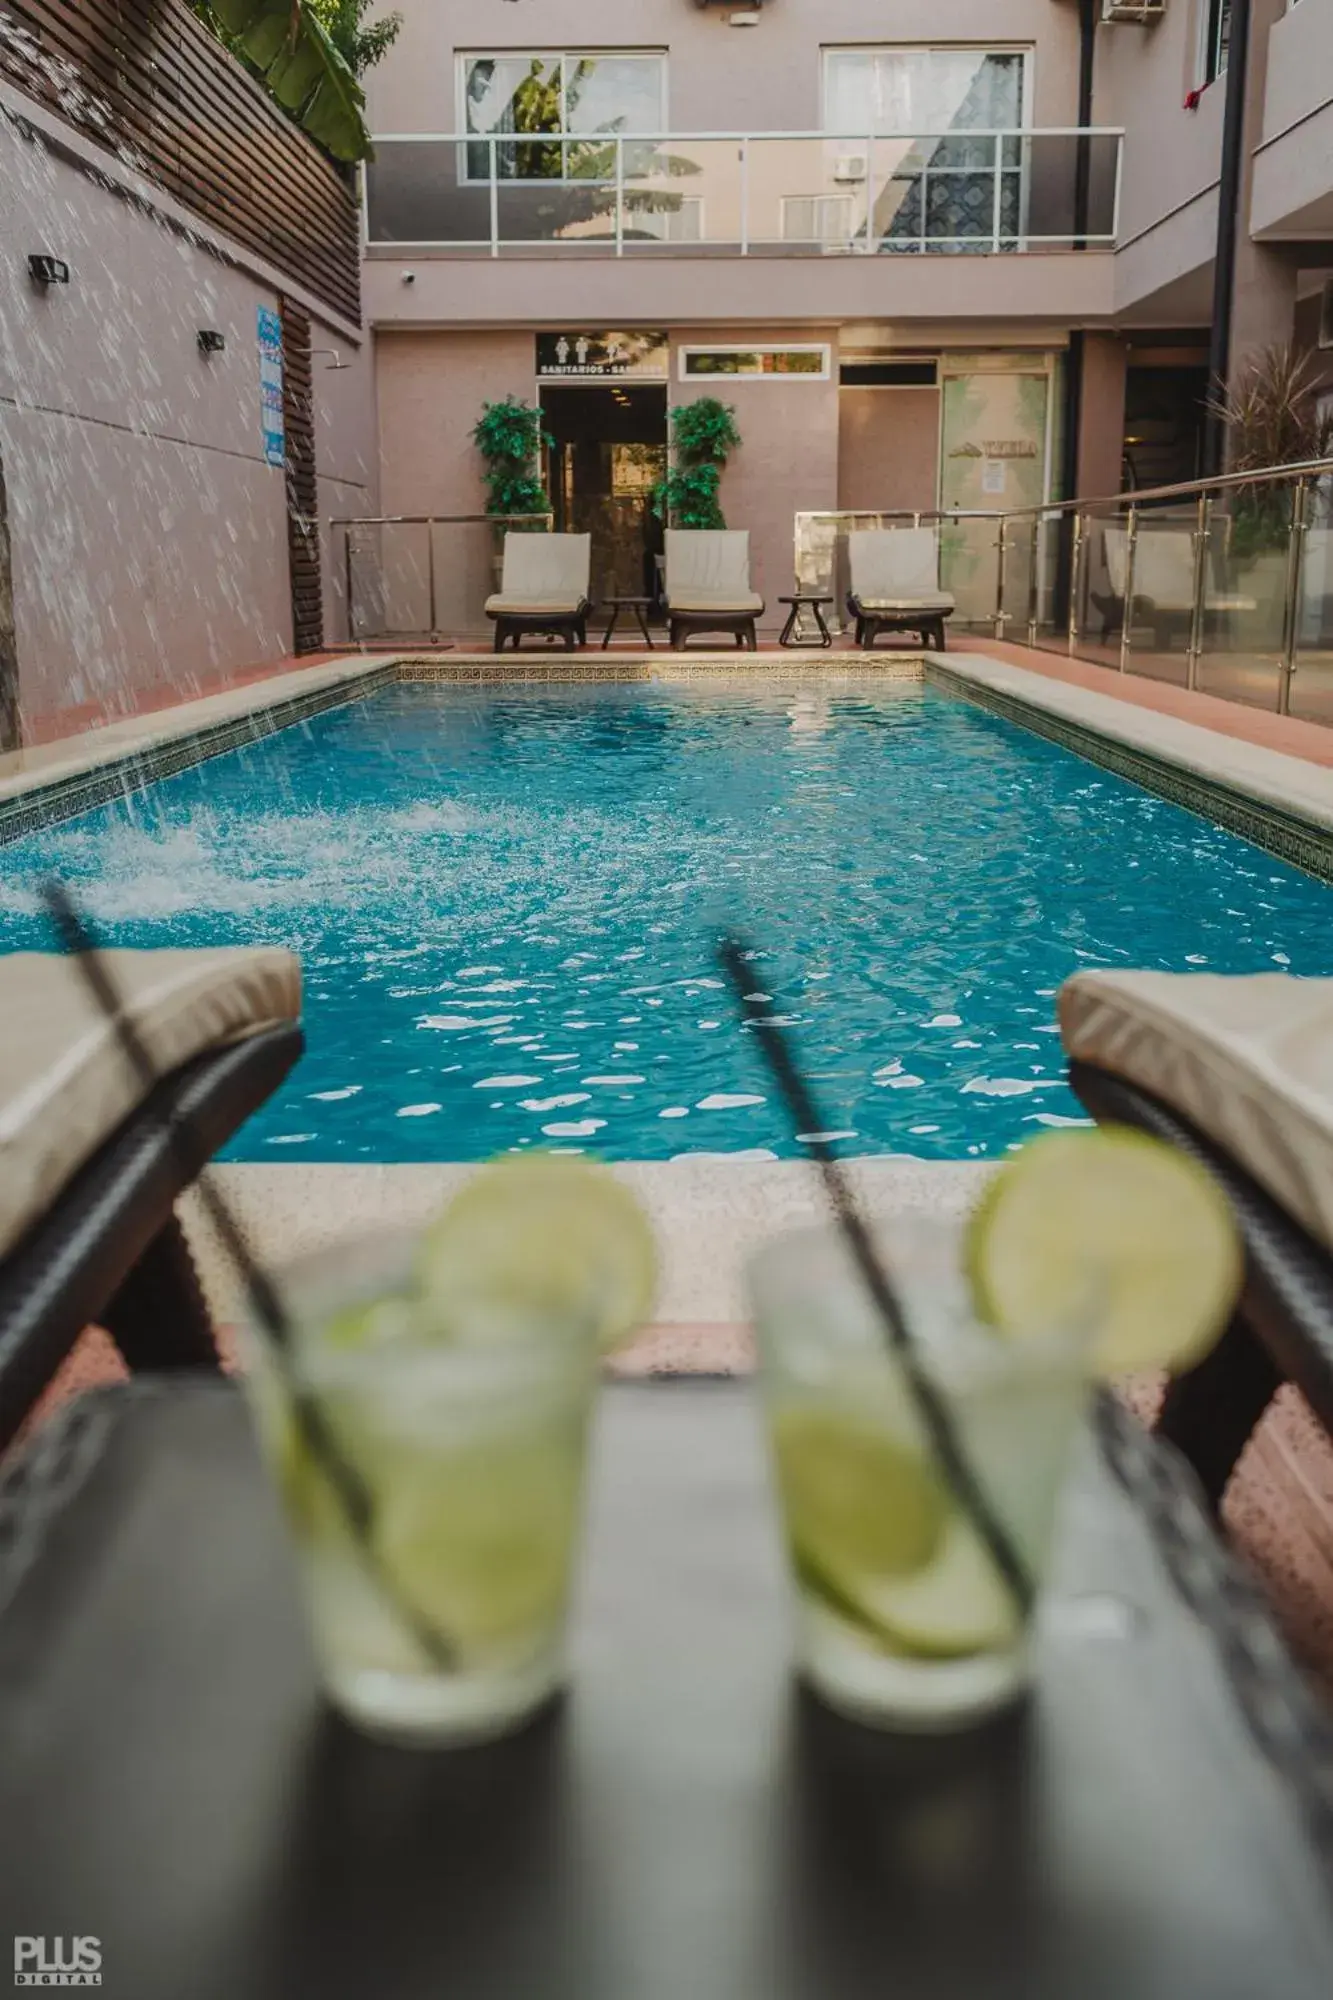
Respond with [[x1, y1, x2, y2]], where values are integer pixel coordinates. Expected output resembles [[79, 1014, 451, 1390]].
[[833, 154, 868, 184], [1101, 1, 1166, 22]]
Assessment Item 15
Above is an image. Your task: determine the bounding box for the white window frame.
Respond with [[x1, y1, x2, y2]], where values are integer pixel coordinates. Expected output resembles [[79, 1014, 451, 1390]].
[[678, 345, 833, 382], [819, 45, 1034, 136], [780, 194, 856, 247], [1197, 0, 1233, 88], [456, 50, 668, 182]]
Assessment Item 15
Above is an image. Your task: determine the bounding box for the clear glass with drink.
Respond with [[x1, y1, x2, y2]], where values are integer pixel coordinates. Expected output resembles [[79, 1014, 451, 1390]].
[[748, 1216, 1092, 1732], [238, 1159, 657, 1748]]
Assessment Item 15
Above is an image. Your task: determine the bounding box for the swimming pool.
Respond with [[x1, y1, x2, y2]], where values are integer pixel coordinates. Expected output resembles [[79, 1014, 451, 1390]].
[[2, 678, 1330, 1162]]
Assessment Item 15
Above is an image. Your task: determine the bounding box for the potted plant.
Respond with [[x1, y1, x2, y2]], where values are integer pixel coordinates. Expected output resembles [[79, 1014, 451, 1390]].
[[471, 397, 552, 586], [652, 397, 742, 529], [1208, 343, 1333, 575]]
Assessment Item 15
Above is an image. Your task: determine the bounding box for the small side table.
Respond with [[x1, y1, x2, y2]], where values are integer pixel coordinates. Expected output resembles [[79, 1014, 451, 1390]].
[[601, 596, 657, 650], [778, 594, 835, 649]]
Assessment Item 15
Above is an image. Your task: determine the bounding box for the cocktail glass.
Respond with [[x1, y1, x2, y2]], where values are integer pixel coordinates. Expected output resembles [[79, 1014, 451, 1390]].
[[748, 1215, 1092, 1732], [240, 1231, 600, 1748]]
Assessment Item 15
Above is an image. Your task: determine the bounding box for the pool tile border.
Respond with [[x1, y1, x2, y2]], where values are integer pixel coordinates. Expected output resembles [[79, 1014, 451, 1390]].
[[927, 660, 1333, 885], [0, 665, 399, 846]]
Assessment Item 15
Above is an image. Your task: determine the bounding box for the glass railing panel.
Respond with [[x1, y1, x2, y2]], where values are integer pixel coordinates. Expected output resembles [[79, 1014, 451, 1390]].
[[1290, 478, 1333, 726], [1030, 509, 1070, 648], [335, 518, 553, 644], [1119, 503, 1200, 688], [365, 139, 493, 248], [1194, 482, 1297, 710], [1071, 505, 1130, 670], [865, 131, 1118, 254], [940, 517, 1002, 629], [620, 139, 741, 249], [494, 137, 620, 244], [998, 516, 1037, 642]]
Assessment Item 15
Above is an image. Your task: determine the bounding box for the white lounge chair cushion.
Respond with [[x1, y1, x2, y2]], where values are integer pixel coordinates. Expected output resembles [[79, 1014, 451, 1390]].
[[1059, 969, 1333, 1254], [855, 593, 956, 615], [847, 528, 950, 608], [490, 531, 591, 615], [668, 592, 765, 616], [0, 948, 301, 1260], [485, 596, 587, 617], [664, 530, 758, 611]]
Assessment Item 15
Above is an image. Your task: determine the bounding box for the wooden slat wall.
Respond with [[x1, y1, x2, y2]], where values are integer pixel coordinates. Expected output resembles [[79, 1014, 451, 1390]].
[[279, 296, 324, 653], [0, 0, 360, 325]]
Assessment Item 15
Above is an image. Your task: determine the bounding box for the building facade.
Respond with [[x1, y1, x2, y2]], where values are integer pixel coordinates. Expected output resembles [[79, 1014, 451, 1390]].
[[361, 0, 1333, 638], [0, 0, 377, 745]]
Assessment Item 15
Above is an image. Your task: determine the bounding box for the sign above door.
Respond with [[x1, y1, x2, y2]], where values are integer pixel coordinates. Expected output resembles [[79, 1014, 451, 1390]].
[[537, 332, 669, 381]]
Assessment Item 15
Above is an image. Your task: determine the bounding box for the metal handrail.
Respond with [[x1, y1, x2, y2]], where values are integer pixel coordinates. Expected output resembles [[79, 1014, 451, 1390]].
[[997, 455, 1333, 523], [371, 126, 1127, 144]]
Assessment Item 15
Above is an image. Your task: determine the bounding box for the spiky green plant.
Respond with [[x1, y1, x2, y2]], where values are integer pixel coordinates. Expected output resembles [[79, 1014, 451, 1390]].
[[1208, 343, 1333, 559]]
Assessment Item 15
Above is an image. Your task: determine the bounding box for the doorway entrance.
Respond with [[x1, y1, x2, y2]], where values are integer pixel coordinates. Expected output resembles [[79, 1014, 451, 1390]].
[[540, 384, 667, 602]]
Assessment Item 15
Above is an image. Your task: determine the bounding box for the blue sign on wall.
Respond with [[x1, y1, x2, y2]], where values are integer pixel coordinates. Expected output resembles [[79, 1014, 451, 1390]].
[[257, 306, 285, 468]]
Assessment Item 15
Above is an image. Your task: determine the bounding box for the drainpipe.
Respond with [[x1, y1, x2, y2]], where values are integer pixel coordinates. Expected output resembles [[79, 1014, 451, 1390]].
[[1203, 0, 1254, 475], [1054, 0, 1098, 626]]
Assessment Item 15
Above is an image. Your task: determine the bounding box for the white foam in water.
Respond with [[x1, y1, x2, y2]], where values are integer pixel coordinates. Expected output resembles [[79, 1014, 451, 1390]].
[[397, 1103, 443, 1118], [542, 1119, 605, 1138], [696, 1093, 765, 1110], [961, 1077, 1041, 1098], [474, 1075, 541, 1088], [520, 1094, 590, 1111]]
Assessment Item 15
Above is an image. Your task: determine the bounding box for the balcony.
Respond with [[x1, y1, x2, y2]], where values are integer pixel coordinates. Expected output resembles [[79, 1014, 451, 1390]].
[[366, 128, 1123, 260]]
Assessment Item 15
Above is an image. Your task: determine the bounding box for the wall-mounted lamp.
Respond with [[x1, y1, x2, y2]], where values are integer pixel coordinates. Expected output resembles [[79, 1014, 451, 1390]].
[[197, 328, 226, 354], [28, 254, 70, 286], [311, 347, 351, 371]]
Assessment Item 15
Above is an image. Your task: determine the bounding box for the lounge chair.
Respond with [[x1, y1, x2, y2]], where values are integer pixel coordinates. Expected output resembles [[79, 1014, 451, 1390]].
[[662, 530, 765, 651], [846, 528, 954, 651], [485, 532, 592, 652], [1095, 526, 1257, 650], [1059, 968, 1333, 1513], [0, 947, 302, 1447]]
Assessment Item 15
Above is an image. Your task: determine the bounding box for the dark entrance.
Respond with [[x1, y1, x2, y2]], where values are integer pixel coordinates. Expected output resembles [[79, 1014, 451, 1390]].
[[540, 384, 667, 603]]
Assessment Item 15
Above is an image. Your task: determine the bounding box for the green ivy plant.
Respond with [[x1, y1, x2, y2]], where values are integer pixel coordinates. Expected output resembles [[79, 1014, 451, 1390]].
[[471, 398, 553, 518], [653, 397, 742, 529]]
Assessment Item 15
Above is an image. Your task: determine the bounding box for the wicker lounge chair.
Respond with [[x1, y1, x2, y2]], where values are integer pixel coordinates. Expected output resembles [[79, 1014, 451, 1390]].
[[846, 528, 954, 651], [0, 947, 302, 1447], [663, 530, 765, 651], [1059, 968, 1333, 1513], [1096, 526, 1256, 649], [485, 532, 592, 652]]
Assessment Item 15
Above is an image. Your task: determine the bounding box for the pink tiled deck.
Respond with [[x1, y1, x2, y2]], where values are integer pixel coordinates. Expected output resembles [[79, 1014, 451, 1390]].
[[970, 637, 1333, 767]]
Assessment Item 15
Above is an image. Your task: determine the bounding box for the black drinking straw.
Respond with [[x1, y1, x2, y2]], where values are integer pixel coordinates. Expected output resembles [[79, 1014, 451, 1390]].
[[717, 934, 1035, 1621], [42, 880, 456, 1669]]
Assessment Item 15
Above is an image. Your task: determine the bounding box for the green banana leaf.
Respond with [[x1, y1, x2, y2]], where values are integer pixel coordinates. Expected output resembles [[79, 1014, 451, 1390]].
[[206, 0, 371, 163]]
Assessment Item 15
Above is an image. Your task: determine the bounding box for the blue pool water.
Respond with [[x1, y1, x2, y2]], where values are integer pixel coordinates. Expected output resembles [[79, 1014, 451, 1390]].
[[1, 680, 1331, 1162]]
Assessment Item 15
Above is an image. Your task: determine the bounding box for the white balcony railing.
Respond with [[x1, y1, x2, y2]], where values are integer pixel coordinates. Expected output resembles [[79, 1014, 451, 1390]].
[[364, 129, 1124, 256]]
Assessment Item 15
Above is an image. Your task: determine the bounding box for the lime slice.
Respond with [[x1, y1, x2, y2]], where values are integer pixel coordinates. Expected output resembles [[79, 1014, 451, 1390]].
[[772, 1405, 947, 1594], [966, 1126, 1241, 1377], [416, 1155, 657, 1352], [849, 1513, 1019, 1659], [372, 1426, 583, 1662]]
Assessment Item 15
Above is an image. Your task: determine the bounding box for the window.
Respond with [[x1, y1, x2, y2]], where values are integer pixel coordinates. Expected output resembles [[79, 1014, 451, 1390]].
[[823, 46, 1029, 253], [461, 52, 665, 181], [781, 195, 855, 248], [680, 347, 831, 380], [839, 360, 939, 388], [1203, 1, 1232, 86]]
